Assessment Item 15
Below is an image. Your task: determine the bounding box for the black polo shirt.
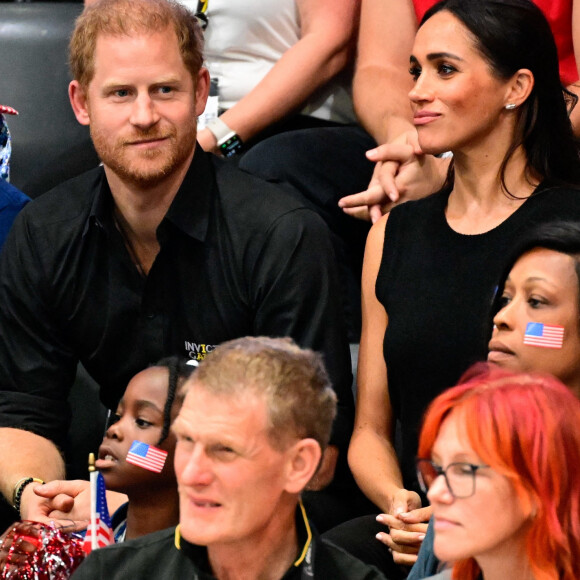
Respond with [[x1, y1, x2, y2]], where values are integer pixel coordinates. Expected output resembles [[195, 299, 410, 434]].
[[0, 148, 353, 448], [70, 507, 387, 580]]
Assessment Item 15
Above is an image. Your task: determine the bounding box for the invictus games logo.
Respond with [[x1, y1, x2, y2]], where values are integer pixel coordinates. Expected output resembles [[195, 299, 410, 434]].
[[184, 341, 217, 365]]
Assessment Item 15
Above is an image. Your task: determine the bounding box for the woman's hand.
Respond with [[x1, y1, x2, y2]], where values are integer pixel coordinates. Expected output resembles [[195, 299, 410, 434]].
[[375, 489, 431, 566], [339, 130, 450, 222]]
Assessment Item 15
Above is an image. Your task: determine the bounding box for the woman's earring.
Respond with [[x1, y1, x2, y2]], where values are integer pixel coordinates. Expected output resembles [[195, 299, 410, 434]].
[[505, 103, 517, 110]]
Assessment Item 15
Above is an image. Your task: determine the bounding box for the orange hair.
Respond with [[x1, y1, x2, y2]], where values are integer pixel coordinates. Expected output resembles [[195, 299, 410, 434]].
[[69, 0, 204, 90], [418, 364, 580, 580]]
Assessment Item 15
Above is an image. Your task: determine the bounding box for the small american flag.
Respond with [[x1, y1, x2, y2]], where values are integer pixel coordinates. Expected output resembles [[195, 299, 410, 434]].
[[83, 472, 114, 553], [523, 322, 564, 349], [126, 440, 168, 473]]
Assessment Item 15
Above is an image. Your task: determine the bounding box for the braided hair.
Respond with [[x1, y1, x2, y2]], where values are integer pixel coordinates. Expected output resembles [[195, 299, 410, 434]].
[[153, 356, 195, 446]]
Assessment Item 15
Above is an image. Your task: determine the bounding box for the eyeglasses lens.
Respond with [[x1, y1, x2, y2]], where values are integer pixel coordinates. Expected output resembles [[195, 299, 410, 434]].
[[446, 463, 475, 498], [417, 460, 476, 498]]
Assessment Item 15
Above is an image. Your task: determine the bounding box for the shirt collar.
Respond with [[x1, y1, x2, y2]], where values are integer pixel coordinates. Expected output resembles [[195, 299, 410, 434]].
[[162, 146, 213, 242], [85, 167, 113, 236], [85, 146, 214, 242], [174, 500, 313, 575]]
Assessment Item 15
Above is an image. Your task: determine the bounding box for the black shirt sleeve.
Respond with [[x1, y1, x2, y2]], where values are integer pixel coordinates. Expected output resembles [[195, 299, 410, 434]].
[[0, 209, 77, 444], [246, 206, 354, 448]]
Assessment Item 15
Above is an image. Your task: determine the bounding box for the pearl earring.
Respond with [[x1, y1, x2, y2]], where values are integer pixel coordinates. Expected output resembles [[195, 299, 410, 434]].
[[505, 103, 517, 110]]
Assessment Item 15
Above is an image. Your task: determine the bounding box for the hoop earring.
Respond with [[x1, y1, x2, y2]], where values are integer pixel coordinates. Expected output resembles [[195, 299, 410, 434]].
[[505, 103, 517, 110]]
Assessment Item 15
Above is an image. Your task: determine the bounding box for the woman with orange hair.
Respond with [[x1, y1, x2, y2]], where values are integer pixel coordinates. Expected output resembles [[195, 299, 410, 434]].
[[417, 365, 580, 580]]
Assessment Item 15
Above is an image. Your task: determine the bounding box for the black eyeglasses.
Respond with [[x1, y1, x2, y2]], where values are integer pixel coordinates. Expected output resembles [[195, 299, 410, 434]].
[[416, 458, 489, 499]]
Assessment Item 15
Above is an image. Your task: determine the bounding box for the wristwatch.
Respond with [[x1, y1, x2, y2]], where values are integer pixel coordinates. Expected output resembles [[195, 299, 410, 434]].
[[205, 117, 244, 157]]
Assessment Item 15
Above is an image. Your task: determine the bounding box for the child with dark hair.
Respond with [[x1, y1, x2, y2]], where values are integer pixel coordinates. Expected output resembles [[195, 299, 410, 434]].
[[94, 357, 194, 542], [0, 358, 194, 574]]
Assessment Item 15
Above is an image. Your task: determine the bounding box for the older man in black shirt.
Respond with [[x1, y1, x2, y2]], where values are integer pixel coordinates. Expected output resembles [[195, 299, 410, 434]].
[[0, 0, 354, 525]]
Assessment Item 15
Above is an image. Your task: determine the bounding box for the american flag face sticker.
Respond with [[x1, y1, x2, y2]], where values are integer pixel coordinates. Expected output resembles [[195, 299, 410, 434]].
[[523, 322, 564, 349], [126, 440, 168, 473]]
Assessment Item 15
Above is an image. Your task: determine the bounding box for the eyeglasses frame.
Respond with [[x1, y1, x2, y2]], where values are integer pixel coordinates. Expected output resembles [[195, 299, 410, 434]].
[[416, 458, 489, 499]]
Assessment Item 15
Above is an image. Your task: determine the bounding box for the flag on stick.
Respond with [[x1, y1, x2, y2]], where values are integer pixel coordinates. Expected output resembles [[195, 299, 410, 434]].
[[83, 454, 114, 554]]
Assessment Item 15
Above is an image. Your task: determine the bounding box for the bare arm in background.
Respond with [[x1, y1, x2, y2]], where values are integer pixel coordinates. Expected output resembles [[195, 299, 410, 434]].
[[568, 0, 580, 132], [339, 0, 447, 221], [198, 0, 359, 152], [341, 0, 580, 222]]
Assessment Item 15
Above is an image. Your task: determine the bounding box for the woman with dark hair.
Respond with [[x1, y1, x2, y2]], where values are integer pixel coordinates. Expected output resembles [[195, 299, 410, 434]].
[[418, 0, 580, 190], [335, 0, 580, 576], [488, 221, 580, 395], [417, 365, 580, 580]]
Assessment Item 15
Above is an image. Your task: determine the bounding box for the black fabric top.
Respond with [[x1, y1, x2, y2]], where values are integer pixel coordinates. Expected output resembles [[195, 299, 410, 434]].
[[0, 148, 353, 448], [377, 183, 580, 496], [70, 507, 386, 580]]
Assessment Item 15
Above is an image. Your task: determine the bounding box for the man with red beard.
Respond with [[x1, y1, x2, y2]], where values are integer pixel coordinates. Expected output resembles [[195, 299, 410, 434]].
[[0, 0, 355, 530]]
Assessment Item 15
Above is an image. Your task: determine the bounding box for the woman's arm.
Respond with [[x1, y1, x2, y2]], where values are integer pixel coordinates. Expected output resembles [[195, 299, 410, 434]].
[[353, 0, 416, 145], [348, 214, 410, 514], [348, 214, 428, 565], [198, 0, 359, 152], [340, 0, 448, 221], [568, 0, 580, 134]]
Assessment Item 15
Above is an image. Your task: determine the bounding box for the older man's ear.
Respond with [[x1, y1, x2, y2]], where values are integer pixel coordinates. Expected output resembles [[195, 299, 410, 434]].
[[283, 438, 322, 495]]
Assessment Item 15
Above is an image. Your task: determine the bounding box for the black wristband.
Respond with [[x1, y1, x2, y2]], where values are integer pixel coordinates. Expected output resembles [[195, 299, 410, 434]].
[[12, 477, 44, 517]]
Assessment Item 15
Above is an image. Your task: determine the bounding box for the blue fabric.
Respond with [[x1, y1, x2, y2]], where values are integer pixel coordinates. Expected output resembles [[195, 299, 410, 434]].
[[0, 114, 12, 182], [111, 501, 128, 543], [0, 178, 30, 250], [407, 518, 439, 580]]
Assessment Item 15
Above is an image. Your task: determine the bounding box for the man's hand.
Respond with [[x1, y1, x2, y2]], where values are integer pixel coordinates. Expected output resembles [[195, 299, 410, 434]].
[[19, 480, 90, 531], [338, 131, 449, 222], [374, 488, 428, 566], [33, 480, 128, 528]]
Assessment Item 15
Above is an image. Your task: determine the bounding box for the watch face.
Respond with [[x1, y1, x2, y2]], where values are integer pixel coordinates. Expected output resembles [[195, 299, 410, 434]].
[[219, 135, 244, 157]]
